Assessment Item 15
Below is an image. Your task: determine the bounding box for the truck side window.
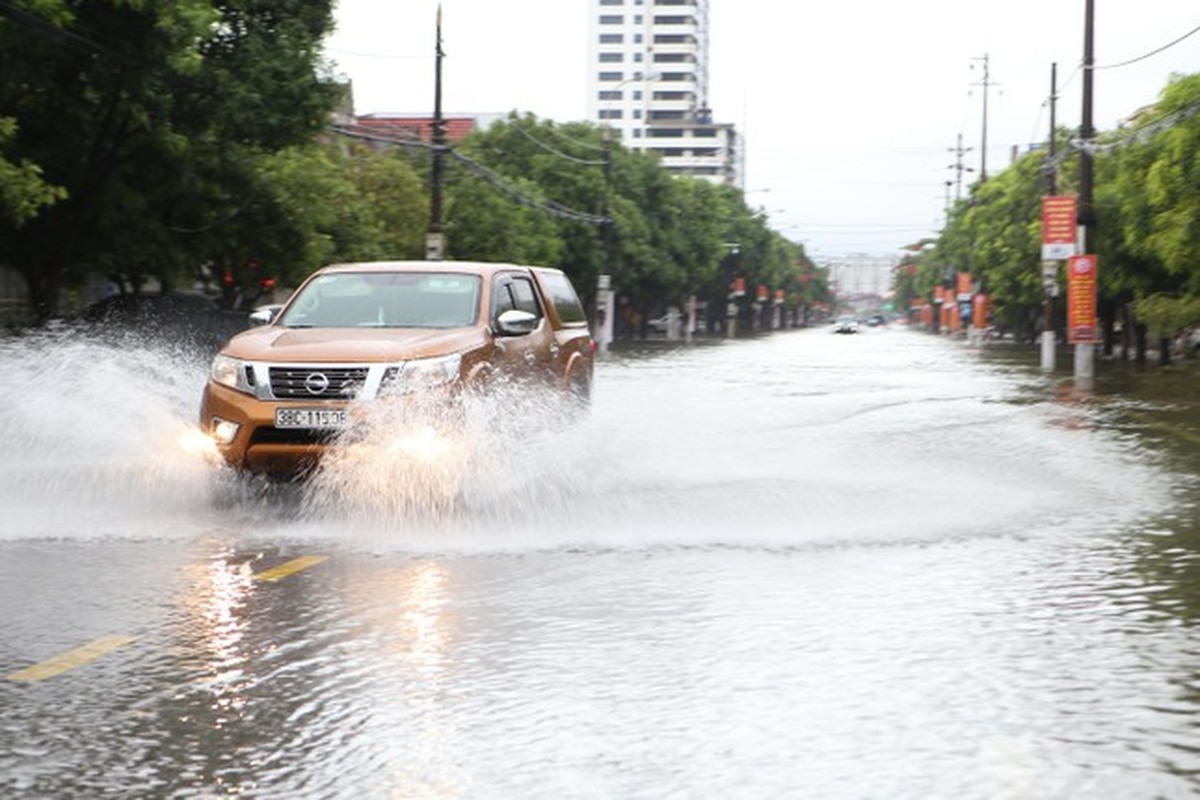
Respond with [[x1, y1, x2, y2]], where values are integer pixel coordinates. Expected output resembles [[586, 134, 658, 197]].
[[510, 277, 542, 317]]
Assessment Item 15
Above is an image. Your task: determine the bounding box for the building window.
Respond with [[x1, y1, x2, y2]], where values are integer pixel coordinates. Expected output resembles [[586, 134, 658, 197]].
[[654, 15, 692, 25], [634, 33, 643, 43], [598, 90, 623, 101], [634, 52, 643, 62], [598, 71, 624, 82], [654, 34, 693, 44], [599, 52, 624, 63], [633, 109, 642, 119], [648, 128, 683, 138], [654, 53, 692, 63], [659, 72, 693, 82], [598, 109, 624, 120], [599, 33, 624, 44], [633, 129, 642, 138], [599, 14, 623, 24], [632, 90, 642, 100], [653, 91, 690, 101], [634, 15, 643, 24], [599, 0, 623, 4], [649, 110, 686, 120], [693, 148, 719, 157], [654, 0, 688, 5], [693, 128, 717, 137]]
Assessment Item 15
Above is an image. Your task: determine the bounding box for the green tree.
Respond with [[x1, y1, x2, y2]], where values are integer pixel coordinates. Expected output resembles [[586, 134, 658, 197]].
[[0, 117, 65, 227], [0, 0, 337, 319]]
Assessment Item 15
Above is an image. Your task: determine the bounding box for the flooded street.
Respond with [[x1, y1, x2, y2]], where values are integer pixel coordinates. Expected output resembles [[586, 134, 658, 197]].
[[3, 325, 1200, 798]]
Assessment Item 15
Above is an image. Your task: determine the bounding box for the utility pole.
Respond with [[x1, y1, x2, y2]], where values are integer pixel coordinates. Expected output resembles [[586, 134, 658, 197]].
[[947, 133, 973, 201], [427, 4, 446, 261], [972, 54, 993, 181], [1041, 63, 1059, 372], [1047, 63, 1058, 194], [596, 128, 615, 354], [1076, 0, 1096, 383]]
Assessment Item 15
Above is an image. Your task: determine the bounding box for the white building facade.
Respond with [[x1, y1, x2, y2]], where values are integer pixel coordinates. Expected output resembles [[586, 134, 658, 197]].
[[586, 0, 741, 186], [826, 254, 899, 301]]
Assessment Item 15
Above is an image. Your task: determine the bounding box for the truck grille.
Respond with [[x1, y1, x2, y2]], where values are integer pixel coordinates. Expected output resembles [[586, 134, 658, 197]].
[[269, 367, 368, 399]]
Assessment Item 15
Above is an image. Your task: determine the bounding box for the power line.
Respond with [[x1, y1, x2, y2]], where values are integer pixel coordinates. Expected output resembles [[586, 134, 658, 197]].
[[1095, 22, 1200, 70], [509, 123, 606, 166], [327, 124, 609, 226], [324, 47, 428, 60], [448, 150, 609, 225], [540, 122, 607, 154]]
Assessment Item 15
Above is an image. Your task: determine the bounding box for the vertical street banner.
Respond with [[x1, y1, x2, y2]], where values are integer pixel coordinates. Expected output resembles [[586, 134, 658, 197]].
[[972, 293, 989, 330], [1042, 196, 1077, 260], [956, 272, 973, 297], [1067, 254, 1098, 343]]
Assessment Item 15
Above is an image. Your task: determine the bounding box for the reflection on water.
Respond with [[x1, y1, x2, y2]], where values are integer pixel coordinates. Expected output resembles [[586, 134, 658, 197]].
[[5, 328, 1200, 796]]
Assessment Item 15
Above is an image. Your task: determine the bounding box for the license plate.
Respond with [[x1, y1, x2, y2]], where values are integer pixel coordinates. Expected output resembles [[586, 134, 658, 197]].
[[275, 407, 349, 429]]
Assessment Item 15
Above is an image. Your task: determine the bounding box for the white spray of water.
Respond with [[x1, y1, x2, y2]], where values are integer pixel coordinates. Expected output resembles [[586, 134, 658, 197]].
[[0, 330, 225, 539], [0, 329, 1178, 554]]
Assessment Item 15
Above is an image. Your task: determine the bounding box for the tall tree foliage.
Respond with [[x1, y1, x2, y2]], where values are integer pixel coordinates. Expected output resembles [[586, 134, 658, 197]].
[[0, 0, 336, 319], [448, 116, 826, 329], [925, 71, 1200, 344]]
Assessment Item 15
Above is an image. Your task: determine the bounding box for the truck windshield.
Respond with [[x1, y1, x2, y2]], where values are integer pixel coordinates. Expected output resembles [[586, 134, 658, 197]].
[[279, 272, 482, 328]]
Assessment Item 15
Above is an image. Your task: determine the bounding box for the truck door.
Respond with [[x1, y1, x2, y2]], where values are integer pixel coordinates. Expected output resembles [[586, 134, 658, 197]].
[[490, 272, 554, 385]]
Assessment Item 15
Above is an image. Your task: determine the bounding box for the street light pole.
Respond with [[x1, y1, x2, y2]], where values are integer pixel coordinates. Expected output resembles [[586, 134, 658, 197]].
[[427, 5, 447, 261]]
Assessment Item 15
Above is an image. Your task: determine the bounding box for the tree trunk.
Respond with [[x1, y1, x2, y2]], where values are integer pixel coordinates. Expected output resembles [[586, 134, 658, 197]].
[[1135, 323, 1148, 364]]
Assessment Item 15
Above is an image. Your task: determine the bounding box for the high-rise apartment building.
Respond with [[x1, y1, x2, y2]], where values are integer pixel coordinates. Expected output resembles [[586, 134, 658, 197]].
[[586, 0, 741, 186]]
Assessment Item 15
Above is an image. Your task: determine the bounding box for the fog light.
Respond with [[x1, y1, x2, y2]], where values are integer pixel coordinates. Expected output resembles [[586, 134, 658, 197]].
[[211, 417, 241, 445]]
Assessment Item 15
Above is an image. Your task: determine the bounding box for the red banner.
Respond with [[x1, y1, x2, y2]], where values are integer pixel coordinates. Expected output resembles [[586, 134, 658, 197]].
[[1067, 254, 1098, 343], [972, 293, 989, 329], [1042, 196, 1077, 259], [956, 272, 973, 296]]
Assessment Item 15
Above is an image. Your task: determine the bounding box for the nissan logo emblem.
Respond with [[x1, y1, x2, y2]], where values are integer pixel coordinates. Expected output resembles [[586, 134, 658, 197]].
[[304, 372, 330, 395]]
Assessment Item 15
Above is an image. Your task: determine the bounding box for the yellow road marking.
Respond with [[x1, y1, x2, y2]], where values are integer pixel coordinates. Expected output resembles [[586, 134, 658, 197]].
[[254, 555, 328, 583], [7, 635, 139, 683]]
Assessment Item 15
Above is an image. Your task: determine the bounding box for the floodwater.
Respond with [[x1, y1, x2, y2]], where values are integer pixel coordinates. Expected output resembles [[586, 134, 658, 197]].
[[3, 324, 1200, 798]]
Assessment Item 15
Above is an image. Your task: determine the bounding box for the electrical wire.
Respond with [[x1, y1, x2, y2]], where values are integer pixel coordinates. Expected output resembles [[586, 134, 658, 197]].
[[328, 124, 609, 226], [509, 123, 606, 166], [324, 47, 428, 60], [1095, 22, 1200, 70], [449, 150, 609, 225], [0, 0, 151, 69], [540, 122, 607, 153]]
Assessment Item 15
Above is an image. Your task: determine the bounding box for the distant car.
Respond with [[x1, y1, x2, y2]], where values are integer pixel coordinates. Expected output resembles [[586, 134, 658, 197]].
[[647, 314, 672, 333], [80, 291, 246, 351], [866, 314, 886, 327], [833, 315, 859, 334], [199, 260, 595, 474]]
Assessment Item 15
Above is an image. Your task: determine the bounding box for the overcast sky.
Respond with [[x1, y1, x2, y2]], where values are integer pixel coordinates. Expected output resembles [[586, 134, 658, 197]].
[[324, 1, 1200, 260]]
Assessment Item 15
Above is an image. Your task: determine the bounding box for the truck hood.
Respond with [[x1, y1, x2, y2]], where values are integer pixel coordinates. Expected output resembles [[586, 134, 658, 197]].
[[221, 326, 488, 363]]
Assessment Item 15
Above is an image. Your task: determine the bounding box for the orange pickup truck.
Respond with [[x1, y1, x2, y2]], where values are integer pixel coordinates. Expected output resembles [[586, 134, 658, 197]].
[[199, 260, 594, 474]]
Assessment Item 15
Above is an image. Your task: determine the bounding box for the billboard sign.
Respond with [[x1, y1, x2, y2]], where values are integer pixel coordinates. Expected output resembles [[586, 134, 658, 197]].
[[1067, 254, 1098, 344], [1042, 195, 1077, 260]]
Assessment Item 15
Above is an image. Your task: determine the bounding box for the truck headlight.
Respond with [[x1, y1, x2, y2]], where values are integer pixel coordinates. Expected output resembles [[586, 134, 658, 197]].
[[383, 354, 462, 394], [211, 354, 254, 394]]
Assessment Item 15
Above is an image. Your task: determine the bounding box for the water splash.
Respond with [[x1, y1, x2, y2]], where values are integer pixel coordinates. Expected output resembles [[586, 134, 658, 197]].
[[0, 329, 224, 539], [0, 329, 1179, 554]]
